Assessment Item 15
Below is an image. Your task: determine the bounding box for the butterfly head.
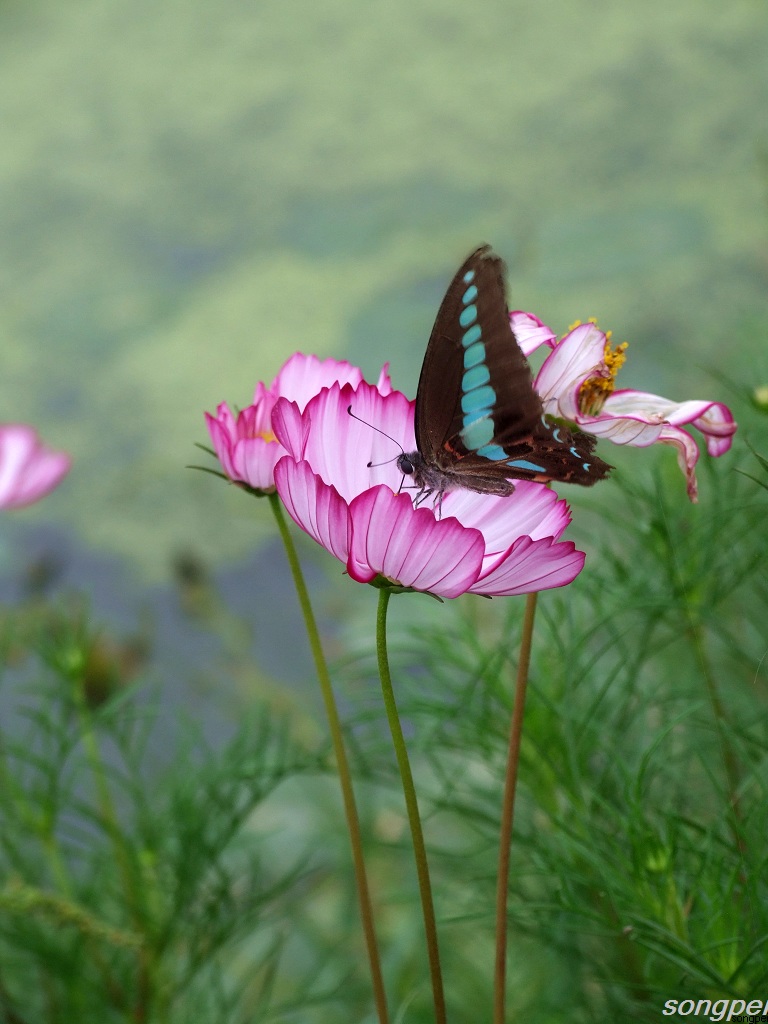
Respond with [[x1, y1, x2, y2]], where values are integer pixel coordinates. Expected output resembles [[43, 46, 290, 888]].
[[396, 450, 419, 477]]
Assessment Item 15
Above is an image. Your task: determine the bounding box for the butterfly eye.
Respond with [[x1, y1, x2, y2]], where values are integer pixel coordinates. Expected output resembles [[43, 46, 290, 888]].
[[397, 454, 415, 475]]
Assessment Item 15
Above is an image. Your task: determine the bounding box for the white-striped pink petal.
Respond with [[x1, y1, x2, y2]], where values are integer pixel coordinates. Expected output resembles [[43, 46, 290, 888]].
[[509, 311, 557, 357], [535, 322, 609, 419], [274, 458, 351, 563], [471, 536, 585, 596], [347, 487, 485, 598]]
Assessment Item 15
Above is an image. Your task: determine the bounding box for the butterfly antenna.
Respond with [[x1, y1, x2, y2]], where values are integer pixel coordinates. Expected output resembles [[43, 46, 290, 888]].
[[346, 404, 405, 467]]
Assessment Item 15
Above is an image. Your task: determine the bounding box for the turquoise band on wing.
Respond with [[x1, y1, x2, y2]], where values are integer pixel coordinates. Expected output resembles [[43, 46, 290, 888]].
[[476, 442, 507, 461], [461, 417, 495, 449], [506, 458, 546, 473], [461, 384, 496, 416], [459, 304, 477, 328], [463, 341, 485, 368], [462, 363, 490, 391], [457, 264, 502, 458], [462, 324, 482, 347]]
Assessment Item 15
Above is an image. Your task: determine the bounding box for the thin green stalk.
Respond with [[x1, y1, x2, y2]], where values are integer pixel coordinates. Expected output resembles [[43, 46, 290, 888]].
[[686, 616, 745, 852], [0, 740, 73, 898], [268, 493, 389, 1024], [658, 496, 744, 851], [72, 687, 139, 916], [72, 678, 154, 1021], [493, 590, 538, 1024], [375, 587, 446, 1024]]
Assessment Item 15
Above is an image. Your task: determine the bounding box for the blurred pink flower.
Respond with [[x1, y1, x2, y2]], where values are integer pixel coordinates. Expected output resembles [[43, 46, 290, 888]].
[[511, 312, 737, 502], [272, 381, 584, 599], [0, 425, 71, 509], [205, 353, 392, 492]]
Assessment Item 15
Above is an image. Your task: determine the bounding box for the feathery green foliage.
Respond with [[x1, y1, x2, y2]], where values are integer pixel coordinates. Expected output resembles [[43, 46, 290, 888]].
[[2, 431, 766, 1023]]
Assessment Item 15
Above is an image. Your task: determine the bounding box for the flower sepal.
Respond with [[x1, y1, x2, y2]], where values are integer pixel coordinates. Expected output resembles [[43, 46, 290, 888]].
[[366, 573, 445, 601]]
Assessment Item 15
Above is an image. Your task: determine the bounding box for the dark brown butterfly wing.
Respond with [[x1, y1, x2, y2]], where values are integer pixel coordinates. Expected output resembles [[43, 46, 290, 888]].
[[415, 245, 540, 460], [413, 244, 610, 488]]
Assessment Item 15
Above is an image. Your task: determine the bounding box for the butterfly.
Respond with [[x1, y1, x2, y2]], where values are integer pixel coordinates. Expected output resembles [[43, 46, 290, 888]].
[[397, 244, 611, 509]]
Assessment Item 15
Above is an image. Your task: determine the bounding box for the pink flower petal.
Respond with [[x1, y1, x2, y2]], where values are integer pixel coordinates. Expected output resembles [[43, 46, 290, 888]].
[[376, 362, 394, 395], [287, 382, 415, 502], [604, 391, 737, 455], [0, 425, 71, 509], [271, 353, 364, 409], [205, 403, 281, 491], [231, 437, 280, 491], [208, 353, 392, 494], [274, 458, 351, 563], [271, 397, 311, 462], [535, 322, 609, 419], [442, 481, 572, 551], [471, 536, 585, 596], [575, 410, 664, 448], [656, 424, 702, 501], [204, 409, 238, 479], [509, 311, 557, 357], [348, 486, 485, 598]]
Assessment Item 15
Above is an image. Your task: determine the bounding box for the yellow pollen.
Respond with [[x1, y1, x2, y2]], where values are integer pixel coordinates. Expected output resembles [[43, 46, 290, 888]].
[[578, 335, 629, 416], [258, 430, 277, 443]]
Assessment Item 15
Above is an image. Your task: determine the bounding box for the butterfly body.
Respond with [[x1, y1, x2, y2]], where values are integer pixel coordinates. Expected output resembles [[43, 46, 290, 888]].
[[400, 244, 611, 509]]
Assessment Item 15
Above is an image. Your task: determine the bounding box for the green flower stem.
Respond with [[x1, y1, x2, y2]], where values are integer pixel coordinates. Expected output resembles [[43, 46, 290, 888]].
[[0, 742, 73, 898], [375, 587, 447, 1024], [268, 493, 389, 1024], [71, 679, 155, 1017], [687, 616, 744, 850], [493, 590, 538, 1024]]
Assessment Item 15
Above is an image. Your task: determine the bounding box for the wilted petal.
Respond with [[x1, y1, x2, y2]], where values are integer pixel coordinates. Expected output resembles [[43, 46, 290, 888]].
[[348, 486, 485, 598], [535, 322, 610, 419], [510, 311, 557, 357], [274, 458, 351, 563], [656, 425, 702, 501], [605, 391, 737, 456], [577, 411, 664, 448]]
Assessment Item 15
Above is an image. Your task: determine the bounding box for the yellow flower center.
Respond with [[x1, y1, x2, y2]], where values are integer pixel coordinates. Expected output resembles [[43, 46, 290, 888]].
[[258, 429, 277, 443], [576, 322, 628, 416]]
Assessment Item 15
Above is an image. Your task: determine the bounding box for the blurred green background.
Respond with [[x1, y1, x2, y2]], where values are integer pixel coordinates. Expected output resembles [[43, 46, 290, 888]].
[[1, 0, 766, 586]]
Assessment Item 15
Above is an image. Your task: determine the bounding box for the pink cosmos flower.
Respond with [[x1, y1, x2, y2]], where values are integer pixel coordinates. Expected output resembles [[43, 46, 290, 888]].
[[271, 380, 584, 599], [205, 353, 392, 492], [0, 425, 71, 509], [511, 312, 737, 502]]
